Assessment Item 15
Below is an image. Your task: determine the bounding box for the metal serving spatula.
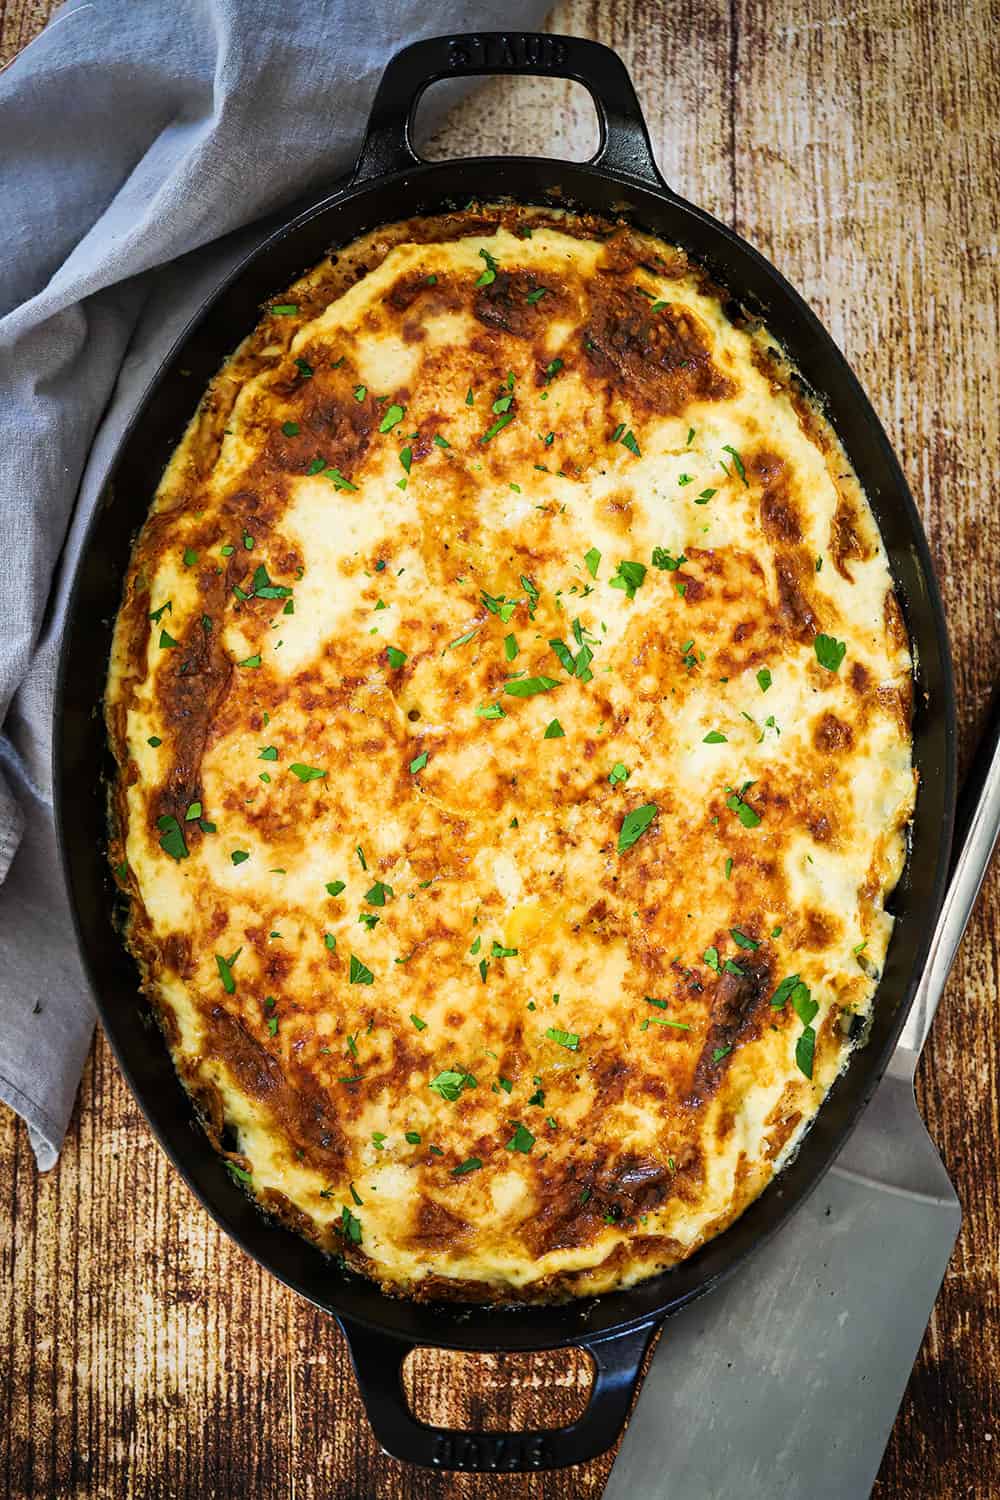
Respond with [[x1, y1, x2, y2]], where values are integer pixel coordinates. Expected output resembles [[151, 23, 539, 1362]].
[[606, 699, 1000, 1500]]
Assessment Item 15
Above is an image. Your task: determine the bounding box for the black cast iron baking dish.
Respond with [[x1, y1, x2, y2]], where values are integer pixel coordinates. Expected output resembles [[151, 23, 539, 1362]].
[[55, 32, 956, 1474]]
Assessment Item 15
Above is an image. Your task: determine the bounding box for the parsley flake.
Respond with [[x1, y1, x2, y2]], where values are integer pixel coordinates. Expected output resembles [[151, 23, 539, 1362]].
[[814, 633, 847, 672], [617, 802, 658, 853], [289, 763, 326, 782]]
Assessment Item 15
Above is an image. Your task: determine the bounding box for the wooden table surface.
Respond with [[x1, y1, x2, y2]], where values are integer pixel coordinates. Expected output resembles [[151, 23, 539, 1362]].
[[2, 0, 998, 1495]]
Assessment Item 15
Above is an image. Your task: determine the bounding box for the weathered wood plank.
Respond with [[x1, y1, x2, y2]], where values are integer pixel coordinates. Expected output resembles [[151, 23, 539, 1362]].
[[2, 0, 999, 1494]]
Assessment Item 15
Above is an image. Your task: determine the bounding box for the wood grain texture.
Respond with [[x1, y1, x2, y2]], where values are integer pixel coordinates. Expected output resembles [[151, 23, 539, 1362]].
[[1, 0, 998, 1495]]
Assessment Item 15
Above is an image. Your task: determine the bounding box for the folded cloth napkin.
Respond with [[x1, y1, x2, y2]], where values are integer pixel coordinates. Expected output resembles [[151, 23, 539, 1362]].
[[0, 0, 548, 1169]]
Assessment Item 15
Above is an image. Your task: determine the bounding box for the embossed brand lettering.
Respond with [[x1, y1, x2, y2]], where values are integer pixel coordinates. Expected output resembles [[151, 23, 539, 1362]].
[[447, 34, 568, 72], [431, 1432, 551, 1470]]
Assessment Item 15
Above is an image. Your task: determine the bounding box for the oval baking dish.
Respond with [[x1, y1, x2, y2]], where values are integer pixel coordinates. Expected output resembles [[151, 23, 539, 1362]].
[[56, 32, 955, 1473]]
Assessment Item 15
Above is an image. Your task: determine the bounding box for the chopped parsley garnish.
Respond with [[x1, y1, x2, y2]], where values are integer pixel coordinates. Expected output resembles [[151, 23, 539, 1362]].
[[712, 1045, 732, 1063], [325, 880, 346, 897], [183, 548, 198, 567], [324, 467, 357, 491], [237, 654, 262, 669], [703, 730, 727, 744], [452, 1157, 482, 1176], [726, 785, 762, 828], [617, 428, 641, 457], [723, 959, 746, 978], [545, 1027, 579, 1051], [433, 433, 450, 448], [796, 1028, 816, 1079], [446, 627, 479, 651], [506, 1122, 535, 1153], [379, 403, 405, 434], [231, 850, 249, 866], [481, 411, 516, 444], [465, 387, 474, 405], [475, 247, 499, 286], [281, 421, 300, 437], [248, 564, 292, 600], [294, 357, 313, 378], [386, 646, 407, 669], [405, 1131, 421, 1144], [757, 667, 772, 693], [584, 547, 601, 579], [694, 488, 717, 505], [504, 676, 559, 698], [497, 1076, 513, 1094], [353, 385, 366, 402], [793, 984, 819, 1027], [410, 1014, 428, 1032], [609, 560, 646, 600], [722, 445, 748, 484], [324, 933, 336, 951], [156, 815, 188, 862], [652, 547, 686, 571], [704, 947, 720, 971], [525, 287, 548, 304], [269, 304, 298, 316], [227, 1163, 252, 1185], [159, 629, 179, 649], [429, 1069, 477, 1102], [349, 955, 374, 985], [549, 639, 574, 673], [730, 928, 759, 950], [770, 974, 802, 1008], [365, 880, 394, 906], [399, 446, 412, 474], [504, 633, 518, 661], [215, 947, 241, 995], [409, 751, 428, 774], [543, 718, 565, 739], [617, 802, 658, 853], [814, 633, 847, 672], [289, 763, 327, 782], [609, 762, 630, 786], [476, 703, 506, 719], [147, 735, 162, 748], [543, 357, 563, 381], [337, 1206, 363, 1244]]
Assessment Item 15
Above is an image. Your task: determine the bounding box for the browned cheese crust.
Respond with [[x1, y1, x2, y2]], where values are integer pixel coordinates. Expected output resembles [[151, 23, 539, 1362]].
[[105, 206, 915, 1302]]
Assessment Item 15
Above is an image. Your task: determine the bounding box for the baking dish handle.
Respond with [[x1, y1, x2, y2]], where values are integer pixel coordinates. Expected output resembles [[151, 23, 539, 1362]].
[[352, 32, 667, 190], [338, 1315, 660, 1472]]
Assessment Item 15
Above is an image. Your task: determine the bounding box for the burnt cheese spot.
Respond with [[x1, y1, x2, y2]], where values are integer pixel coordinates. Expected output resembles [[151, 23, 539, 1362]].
[[583, 277, 735, 415], [753, 450, 803, 544], [813, 711, 854, 753]]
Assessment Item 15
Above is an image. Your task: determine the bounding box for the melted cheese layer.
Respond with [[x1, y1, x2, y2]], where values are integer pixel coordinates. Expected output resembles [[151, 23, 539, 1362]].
[[106, 207, 914, 1302]]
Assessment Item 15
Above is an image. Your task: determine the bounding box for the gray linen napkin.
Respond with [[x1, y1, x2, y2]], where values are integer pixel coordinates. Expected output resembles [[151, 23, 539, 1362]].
[[0, 0, 548, 1168]]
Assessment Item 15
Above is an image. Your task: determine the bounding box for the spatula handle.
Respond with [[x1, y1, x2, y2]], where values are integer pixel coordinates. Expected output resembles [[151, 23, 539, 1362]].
[[899, 685, 1000, 1057]]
